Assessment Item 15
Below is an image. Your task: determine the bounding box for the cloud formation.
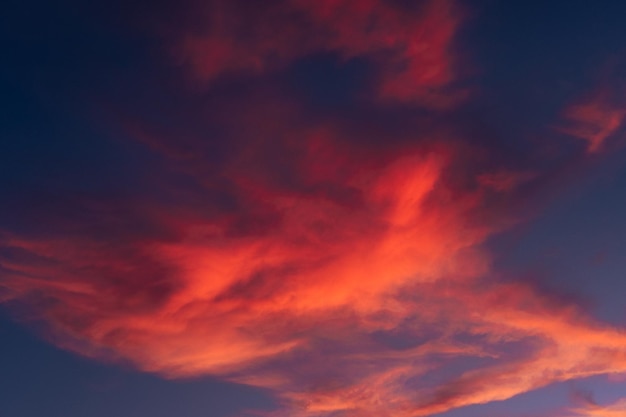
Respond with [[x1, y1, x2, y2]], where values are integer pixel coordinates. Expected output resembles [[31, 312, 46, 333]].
[[559, 89, 626, 153], [2, 1, 626, 417], [177, 0, 468, 105], [569, 397, 626, 417]]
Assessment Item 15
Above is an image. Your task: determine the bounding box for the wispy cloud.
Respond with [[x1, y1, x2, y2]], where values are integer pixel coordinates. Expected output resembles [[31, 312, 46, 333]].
[[178, 0, 468, 105], [2, 1, 626, 417], [558, 90, 626, 153], [568, 397, 626, 417]]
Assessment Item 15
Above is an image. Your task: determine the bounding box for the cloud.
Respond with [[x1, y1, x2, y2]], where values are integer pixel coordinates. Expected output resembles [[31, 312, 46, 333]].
[[177, 0, 468, 105], [568, 397, 626, 417], [4, 98, 626, 416], [558, 89, 626, 153], [0, 135, 496, 375], [2, 1, 626, 417]]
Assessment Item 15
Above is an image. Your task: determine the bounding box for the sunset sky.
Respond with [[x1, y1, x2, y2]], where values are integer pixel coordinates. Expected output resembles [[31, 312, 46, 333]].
[[2, 1, 626, 416]]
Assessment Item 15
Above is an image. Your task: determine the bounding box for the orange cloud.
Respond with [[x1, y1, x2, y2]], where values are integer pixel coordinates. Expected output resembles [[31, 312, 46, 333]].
[[568, 398, 626, 417]]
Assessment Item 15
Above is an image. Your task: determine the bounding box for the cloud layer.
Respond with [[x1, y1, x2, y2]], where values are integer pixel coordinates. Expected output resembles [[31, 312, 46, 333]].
[[2, 1, 626, 416]]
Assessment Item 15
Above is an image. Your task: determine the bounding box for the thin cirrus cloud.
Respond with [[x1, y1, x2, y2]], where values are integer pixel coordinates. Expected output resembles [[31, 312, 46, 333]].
[[1, 1, 626, 417], [558, 89, 626, 153]]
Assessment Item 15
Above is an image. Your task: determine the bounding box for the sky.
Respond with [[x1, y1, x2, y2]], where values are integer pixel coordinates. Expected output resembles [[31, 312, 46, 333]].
[[2, 1, 626, 416]]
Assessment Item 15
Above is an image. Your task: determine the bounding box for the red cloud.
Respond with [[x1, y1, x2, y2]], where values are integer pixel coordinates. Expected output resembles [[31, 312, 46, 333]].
[[3, 112, 626, 416], [0, 135, 494, 375], [2, 2, 626, 417], [179, 0, 468, 105], [568, 397, 626, 417]]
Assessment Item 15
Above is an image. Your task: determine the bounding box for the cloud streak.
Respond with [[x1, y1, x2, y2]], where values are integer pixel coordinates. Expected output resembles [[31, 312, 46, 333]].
[[559, 89, 626, 153]]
